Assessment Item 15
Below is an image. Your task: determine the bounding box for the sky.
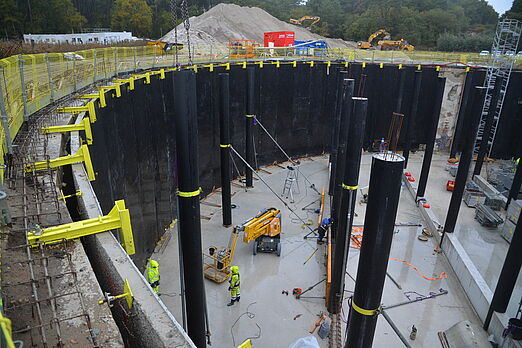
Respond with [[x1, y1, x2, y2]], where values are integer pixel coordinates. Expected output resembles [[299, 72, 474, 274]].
[[486, 0, 513, 15]]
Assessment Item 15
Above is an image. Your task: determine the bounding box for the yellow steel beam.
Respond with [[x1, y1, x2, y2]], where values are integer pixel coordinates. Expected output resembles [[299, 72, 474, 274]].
[[150, 69, 165, 79], [78, 91, 107, 108], [28, 200, 135, 255], [41, 118, 93, 144], [115, 77, 135, 91], [58, 189, 82, 201], [57, 101, 97, 122], [25, 144, 95, 181], [134, 73, 151, 84], [97, 84, 122, 98]]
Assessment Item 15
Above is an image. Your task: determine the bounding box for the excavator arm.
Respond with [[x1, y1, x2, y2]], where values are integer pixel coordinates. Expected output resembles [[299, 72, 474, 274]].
[[289, 16, 321, 26]]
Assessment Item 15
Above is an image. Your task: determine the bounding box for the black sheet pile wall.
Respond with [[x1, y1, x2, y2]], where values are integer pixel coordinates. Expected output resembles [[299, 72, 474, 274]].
[[87, 63, 519, 265]]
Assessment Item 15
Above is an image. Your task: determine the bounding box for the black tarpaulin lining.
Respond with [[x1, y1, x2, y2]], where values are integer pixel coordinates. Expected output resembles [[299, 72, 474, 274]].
[[88, 62, 520, 266]]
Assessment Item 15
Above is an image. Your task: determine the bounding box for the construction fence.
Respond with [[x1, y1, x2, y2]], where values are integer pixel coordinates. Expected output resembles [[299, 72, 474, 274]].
[[0, 44, 519, 181]]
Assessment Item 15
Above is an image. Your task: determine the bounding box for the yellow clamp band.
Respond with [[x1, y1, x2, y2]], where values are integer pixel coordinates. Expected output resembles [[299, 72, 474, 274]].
[[352, 302, 378, 316], [177, 188, 202, 198], [342, 183, 358, 190], [246, 114, 255, 118], [220, 144, 231, 148]]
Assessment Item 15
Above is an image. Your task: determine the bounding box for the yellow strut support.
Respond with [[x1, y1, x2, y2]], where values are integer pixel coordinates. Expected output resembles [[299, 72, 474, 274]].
[[42, 117, 93, 145], [150, 69, 166, 79], [115, 77, 135, 90], [58, 189, 82, 201], [97, 83, 122, 97], [135, 72, 151, 83], [28, 200, 135, 255], [98, 279, 134, 309], [25, 144, 96, 181], [78, 91, 107, 108], [57, 101, 97, 122]]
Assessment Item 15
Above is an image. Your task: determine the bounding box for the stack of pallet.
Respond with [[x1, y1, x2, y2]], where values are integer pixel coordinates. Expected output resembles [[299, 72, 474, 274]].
[[501, 199, 521, 243]]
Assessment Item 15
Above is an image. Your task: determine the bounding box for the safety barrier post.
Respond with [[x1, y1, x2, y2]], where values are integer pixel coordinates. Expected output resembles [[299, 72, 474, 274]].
[[219, 73, 232, 227], [245, 66, 255, 188], [172, 70, 207, 348], [328, 97, 367, 314], [73, 54, 78, 92], [45, 53, 56, 103], [18, 55, 29, 121], [133, 47, 137, 72], [328, 70, 348, 196], [345, 153, 404, 348], [93, 49, 97, 84], [403, 71, 422, 167], [442, 87, 486, 240], [0, 74, 13, 155], [331, 79, 355, 238], [416, 77, 446, 198]]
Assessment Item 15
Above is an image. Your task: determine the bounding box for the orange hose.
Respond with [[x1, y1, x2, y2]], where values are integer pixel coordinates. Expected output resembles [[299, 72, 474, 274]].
[[389, 258, 447, 281]]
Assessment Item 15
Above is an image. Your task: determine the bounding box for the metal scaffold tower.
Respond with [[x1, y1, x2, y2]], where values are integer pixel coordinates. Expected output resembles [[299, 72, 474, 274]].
[[474, 18, 522, 157]]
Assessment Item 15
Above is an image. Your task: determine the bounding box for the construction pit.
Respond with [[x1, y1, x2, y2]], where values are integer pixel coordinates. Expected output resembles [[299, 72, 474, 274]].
[[1, 33, 522, 348]]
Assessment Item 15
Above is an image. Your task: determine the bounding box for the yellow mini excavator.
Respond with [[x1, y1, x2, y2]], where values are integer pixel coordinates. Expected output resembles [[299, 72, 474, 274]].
[[289, 16, 321, 28], [203, 208, 282, 283], [357, 29, 391, 49]]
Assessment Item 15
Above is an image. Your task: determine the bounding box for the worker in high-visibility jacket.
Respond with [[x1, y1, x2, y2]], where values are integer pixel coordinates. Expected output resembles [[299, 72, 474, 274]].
[[146, 259, 160, 294], [227, 265, 240, 306]]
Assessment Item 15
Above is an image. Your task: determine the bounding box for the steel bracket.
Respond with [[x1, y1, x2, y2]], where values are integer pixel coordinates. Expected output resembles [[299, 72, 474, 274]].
[[25, 144, 95, 181], [42, 117, 93, 144], [57, 101, 97, 122], [28, 200, 135, 255]]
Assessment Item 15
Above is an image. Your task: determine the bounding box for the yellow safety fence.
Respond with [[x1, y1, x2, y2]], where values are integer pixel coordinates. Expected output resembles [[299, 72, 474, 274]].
[[0, 45, 520, 183]]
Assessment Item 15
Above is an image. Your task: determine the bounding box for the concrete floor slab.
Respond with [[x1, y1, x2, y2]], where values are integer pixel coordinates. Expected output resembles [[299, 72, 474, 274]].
[[154, 154, 481, 347]]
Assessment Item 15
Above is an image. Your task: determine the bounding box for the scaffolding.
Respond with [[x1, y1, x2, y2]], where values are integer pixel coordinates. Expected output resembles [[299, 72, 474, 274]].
[[474, 19, 522, 157]]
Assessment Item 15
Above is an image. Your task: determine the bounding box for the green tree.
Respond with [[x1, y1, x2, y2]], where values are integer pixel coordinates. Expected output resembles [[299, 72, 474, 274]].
[[111, 0, 153, 37], [21, 0, 87, 34], [0, 0, 21, 37], [505, 0, 522, 20]]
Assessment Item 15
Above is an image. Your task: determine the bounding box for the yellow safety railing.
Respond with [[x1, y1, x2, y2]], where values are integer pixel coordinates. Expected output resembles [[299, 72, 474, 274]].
[[1, 44, 521, 186]]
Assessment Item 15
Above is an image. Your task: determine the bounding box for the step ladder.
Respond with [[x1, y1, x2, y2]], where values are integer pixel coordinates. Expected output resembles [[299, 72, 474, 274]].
[[282, 166, 300, 203]]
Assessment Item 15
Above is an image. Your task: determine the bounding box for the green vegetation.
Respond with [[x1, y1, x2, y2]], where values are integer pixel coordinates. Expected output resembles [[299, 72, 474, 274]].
[[0, 0, 510, 50]]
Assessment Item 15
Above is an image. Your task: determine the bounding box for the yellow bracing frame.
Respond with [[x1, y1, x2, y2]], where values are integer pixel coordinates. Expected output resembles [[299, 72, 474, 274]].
[[97, 84, 122, 98], [57, 101, 97, 122], [115, 77, 135, 90], [98, 279, 134, 309], [41, 117, 93, 144], [28, 200, 135, 255], [25, 144, 95, 181], [78, 91, 107, 108]]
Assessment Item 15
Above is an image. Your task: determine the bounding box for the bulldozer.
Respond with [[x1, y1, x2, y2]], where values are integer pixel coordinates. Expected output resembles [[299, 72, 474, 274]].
[[357, 29, 391, 49], [203, 208, 282, 283], [378, 38, 415, 51], [289, 16, 321, 28]]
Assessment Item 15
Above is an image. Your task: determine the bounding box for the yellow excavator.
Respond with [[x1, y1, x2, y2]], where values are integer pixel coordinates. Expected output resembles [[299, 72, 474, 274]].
[[203, 208, 282, 283], [290, 16, 321, 28], [357, 29, 391, 49], [378, 38, 415, 51]]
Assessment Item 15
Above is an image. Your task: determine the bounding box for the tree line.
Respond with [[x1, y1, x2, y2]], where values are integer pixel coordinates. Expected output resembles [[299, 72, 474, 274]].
[[0, 0, 517, 51]]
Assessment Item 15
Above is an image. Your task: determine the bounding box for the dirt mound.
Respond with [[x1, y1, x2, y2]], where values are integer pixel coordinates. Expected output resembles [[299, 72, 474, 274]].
[[162, 3, 355, 49]]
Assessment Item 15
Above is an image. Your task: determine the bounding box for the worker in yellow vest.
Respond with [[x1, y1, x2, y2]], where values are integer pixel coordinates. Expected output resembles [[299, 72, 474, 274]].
[[227, 266, 240, 306], [146, 259, 160, 294]]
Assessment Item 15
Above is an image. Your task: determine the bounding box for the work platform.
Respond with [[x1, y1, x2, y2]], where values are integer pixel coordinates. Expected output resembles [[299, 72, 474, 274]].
[[153, 154, 481, 347]]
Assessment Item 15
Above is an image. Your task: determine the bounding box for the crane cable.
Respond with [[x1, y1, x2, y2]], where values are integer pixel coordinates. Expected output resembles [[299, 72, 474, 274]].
[[229, 146, 315, 233], [180, 0, 193, 65], [253, 116, 320, 194], [169, 0, 179, 66]]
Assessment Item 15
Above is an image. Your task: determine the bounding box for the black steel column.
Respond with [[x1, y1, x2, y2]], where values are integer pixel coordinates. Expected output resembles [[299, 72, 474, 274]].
[[219, 73, 232, 227], [403, 70, 422, 168], [442, 87, 487, 240], [172, 70, 207, 348], [506, 159, 522, 210], [344, 153, 405, 348], [450, 70, 474, 159], [328, 97, 368, 313], [474, 81, 502, 177], [329, 70, 349, 196], [330, 79, 355, 238], [484, 213, 522, 330], [416, 77, 446, 198], [245, 66, 255, 188]]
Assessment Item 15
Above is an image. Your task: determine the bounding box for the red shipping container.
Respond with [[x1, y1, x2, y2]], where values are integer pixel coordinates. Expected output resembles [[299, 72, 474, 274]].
[[264, 31, 295, 47]]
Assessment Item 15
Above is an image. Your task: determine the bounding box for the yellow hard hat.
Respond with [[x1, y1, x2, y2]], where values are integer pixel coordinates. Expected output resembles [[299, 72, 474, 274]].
[[231, 266, 239, 273], [149, 259, 159, 268]]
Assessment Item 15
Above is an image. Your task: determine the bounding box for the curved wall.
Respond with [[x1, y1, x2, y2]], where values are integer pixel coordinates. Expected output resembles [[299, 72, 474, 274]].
[[86, 62, 501, 265]]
